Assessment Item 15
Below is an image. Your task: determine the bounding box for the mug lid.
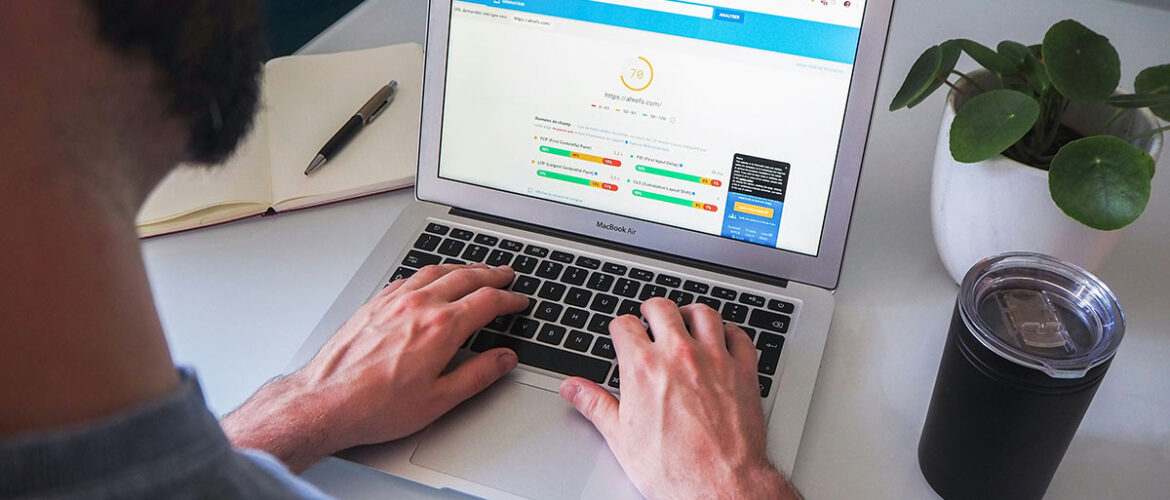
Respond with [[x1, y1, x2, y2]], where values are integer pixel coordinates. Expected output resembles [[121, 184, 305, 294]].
[[959, 253, 1125, 379]]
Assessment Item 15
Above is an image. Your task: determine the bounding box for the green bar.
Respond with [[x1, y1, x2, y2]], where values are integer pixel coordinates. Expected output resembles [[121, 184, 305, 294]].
[[539, 145, 573, 157], [632, 189, 694, 208], [636, 164, 703, 184], [538, 169, 591, 186]]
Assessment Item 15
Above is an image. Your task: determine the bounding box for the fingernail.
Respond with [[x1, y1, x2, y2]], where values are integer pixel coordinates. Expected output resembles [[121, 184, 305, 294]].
[[560, 381, 582, 402], [472, 262, 488, 269], [497, 350, 518, 371]]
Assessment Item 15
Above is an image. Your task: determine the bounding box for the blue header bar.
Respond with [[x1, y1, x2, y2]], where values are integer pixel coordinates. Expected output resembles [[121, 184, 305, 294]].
[[458, 0, 860, 64]]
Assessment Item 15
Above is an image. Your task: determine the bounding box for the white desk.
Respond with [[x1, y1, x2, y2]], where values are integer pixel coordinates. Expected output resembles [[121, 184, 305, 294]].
[[142, 0, 1170, 498]]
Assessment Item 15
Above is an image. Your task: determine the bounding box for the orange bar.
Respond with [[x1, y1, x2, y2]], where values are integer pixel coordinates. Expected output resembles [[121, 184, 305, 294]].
[[733, 202, 774, 218]]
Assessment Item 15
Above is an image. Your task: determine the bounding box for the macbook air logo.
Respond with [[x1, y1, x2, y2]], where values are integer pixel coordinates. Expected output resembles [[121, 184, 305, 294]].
[[596, 221, 637, 235]]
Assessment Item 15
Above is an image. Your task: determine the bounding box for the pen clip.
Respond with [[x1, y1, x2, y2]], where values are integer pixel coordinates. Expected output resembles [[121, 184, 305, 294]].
[[358, 81, 398, 124]]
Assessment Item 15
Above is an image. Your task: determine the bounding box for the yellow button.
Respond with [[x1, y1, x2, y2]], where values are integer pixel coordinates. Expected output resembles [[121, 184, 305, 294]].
[[733, 202, 774, 218]]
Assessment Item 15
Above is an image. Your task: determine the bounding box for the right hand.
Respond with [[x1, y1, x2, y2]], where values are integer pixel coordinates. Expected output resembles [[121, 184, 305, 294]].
[[558, 298, 798, 500]]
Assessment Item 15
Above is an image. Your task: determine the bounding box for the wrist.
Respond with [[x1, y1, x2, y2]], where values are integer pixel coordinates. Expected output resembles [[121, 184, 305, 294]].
[[732, 461, 799, 500], [220, 373, 336, 473]]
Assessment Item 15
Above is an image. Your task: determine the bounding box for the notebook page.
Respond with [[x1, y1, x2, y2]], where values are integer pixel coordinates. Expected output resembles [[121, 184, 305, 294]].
[[266, 43, 422, 210]]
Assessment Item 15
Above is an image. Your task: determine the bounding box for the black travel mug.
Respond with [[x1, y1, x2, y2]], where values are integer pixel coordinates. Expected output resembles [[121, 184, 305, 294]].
[[918, 253, 1125, 500]]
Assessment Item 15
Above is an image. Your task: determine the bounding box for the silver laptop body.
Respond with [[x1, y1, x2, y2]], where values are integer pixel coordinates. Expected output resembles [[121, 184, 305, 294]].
[[291, 1, 893, 498]]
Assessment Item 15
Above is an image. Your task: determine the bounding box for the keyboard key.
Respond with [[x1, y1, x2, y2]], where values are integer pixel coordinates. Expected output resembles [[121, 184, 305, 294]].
[[721, 303, 748, 323], [768, 299, 796, 314], [550, 250, 575, 264], [565, 287, 593, 307], [425, 223, 449, 235], [758, 376, 773, 398], [587, 314, 615, 335], [414, 233, 441, 251], [561, 308, 590, 328], [438, 239, 465, 257], [511, 275, 540, 295], [683, 280, 710, 294], [562, 266, 589, 286], [695, 296, 721, 311], [474, 234, 499, 246], [402, 250, 441, 269], [524, 245, 549, 258], [510, 318, 540, 338], [741, 326, 757, 341], [758, 349, 781, 375], [443, 258, 466, 265], [712, 286, 738, 300], [471, 331, 610, 383], [461, 244, 489, 262], [389, 267, 415, 282], [586, 272, 615, 292], [617, 299, 642, 317], [757, 332, 785, 353], [607, 366, 621, 389], [487, 315, 514, 332], [565, 330, 593, 352], [639, 285, 668, 301], [739, 293, 766, 308], [450, 229, 474, 241], [591, 337, 616, 359], [576, 256, 601, 269], [500, 239, 524, 252], [629, 268, 654, 281], [749, 310, 791, 333], [520, 298, 537, 316], [537, 282, 567, 301], [590, 293, 619, 314], [512, 256, 538, 274], [601, 263, 628, 275], [656, 274, 682, 287], [535, 261, 564, 280], [537, 324, 567, 346], [668, 290, 694, 307], [486, 249, 514, 267], [613, 278, 640, 298]]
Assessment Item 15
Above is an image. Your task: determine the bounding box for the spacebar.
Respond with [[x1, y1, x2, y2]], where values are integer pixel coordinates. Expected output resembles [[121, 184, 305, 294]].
[[471, 331, 611, 384]]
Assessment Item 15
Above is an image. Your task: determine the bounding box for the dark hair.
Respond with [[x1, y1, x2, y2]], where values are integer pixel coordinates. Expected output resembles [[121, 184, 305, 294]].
[[85, 0, 268, 164]]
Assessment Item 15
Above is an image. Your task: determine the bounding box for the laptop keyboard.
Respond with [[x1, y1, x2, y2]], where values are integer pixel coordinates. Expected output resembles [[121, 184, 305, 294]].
[[386, 220, 797, 399]]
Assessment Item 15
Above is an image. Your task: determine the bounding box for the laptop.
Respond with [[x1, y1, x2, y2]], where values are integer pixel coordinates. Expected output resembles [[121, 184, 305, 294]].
[[290, 0, 893, 498]]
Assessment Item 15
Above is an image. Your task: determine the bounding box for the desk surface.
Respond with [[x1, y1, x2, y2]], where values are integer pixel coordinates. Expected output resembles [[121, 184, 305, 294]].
[[142, 0, 1170, 498]]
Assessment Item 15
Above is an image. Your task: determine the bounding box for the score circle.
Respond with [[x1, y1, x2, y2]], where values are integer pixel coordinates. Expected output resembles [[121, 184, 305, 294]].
[[621, 56, 654, 92]]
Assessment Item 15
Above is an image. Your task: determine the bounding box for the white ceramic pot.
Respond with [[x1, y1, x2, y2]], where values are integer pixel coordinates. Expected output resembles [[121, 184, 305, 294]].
[[931, 72, 1163, 284]]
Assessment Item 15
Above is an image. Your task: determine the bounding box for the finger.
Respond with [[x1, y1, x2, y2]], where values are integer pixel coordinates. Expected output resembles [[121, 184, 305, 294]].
[[435, 347, 518, 411], [425, 266, 516, 302], [392, 264, 465, 294], [640, 298, 689, 344], [724, 323, 758, 373], [376, 276, 410, 297], [451, 286, 530, 335], [559, 377, 620, 442], [679, 303, 726, 348], [609, 314, 652, 357]]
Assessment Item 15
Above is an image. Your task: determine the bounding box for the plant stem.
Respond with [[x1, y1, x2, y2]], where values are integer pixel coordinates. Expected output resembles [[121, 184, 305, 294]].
[[1126, 124, 1170, 142], [939, 77, 971, 99], [950, 71, 986, 93], [1096, 108, 1132, 135]]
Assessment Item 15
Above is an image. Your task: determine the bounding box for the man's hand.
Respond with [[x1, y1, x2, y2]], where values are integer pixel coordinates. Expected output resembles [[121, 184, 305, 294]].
[[222, 263, 527, 473], [559, 298, 799, 500]]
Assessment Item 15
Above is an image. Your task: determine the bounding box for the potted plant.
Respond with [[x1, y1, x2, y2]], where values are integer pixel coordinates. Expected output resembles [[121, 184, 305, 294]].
[[890, 19, 1168, 283]]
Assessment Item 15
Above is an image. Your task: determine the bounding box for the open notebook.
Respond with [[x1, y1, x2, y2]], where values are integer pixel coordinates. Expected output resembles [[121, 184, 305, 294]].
[[136, 43, 423, 237]]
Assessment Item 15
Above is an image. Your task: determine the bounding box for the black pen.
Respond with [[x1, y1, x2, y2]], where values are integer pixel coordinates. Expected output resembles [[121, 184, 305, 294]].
[[304, 80, 399, 176]]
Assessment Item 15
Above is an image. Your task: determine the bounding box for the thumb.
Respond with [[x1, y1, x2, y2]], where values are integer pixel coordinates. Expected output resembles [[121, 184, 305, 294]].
[[437, 348, 518, 408], [559, 377, 619, 439]]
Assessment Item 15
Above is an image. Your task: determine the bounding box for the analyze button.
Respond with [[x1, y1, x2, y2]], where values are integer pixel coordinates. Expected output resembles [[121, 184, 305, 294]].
[[733, 202, 774, 218]]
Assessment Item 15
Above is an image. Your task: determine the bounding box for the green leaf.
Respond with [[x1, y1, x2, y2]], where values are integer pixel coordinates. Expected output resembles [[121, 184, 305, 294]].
[[1049, 136, 1154, 230], [1042, 20, 1121, 100], [890, 42, 961, 111], [1106, 93, 1170, 108], [950, 89, 1041, 163], [997, 40, 1030, 68], [956, 39, 1018, 75], [1135, 64, 1170, 120], [1021, 50, 1050, 93]]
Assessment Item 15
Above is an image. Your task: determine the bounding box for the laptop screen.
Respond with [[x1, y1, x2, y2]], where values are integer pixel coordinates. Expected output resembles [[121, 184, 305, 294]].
[[436, 0, 866, 257]]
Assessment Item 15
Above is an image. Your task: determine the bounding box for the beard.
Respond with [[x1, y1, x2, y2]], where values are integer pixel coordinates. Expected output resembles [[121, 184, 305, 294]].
[[86, 0, 267, 165]]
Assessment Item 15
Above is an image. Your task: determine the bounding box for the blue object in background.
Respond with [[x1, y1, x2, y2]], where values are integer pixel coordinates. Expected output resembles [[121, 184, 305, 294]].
[[262, 0, 366, 58]]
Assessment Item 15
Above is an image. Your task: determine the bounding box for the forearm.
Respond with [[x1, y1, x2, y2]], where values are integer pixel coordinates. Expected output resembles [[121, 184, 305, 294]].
[[220, 374, 335, 474], [733, 463, 801, 500]]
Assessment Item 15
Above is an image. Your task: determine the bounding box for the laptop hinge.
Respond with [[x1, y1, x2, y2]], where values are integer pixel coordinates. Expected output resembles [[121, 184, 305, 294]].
[[450, 208, 789, 289]]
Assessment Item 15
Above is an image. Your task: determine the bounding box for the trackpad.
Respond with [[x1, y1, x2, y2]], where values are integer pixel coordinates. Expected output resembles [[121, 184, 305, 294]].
[[410, 380, 606, 500]]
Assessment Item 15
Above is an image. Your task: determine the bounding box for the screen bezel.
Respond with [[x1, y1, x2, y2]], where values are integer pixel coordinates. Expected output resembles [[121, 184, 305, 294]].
[[417, 0, 894, 290]]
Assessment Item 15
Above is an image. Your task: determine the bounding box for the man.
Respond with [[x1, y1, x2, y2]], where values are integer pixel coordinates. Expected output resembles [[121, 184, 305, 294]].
[[0, 1, 798, 498]]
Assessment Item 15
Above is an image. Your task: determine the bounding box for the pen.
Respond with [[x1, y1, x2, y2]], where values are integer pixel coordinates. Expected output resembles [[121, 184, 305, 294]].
[[304, 80, 399, 176]]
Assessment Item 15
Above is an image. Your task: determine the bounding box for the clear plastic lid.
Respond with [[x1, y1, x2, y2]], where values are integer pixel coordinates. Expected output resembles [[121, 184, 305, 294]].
[[959, 253, 1126, 379]]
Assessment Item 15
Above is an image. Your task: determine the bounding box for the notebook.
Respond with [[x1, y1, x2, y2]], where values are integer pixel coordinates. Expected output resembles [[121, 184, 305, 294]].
[[136, 43, 423, 237], [291, 0, 894, 498]]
